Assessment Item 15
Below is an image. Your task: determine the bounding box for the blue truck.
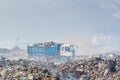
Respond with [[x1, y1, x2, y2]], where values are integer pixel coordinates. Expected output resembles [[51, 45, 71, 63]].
[[27, 42, 77, 61]]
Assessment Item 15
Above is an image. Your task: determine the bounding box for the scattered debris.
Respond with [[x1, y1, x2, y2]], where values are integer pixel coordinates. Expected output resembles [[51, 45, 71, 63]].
[[0, 54, 119, 80], [56, 56, 120, 80]]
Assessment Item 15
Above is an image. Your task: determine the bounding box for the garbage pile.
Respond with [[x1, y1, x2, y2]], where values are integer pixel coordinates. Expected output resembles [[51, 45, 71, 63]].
[[0, 55, 120, 80], [33, 41, 58, 48], [56, 57, 120, 80], [0, 57, 59, 80]]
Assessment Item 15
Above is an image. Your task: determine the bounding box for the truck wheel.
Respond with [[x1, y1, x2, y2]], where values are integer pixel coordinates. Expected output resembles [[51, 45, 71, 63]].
[[29, 56, 39, 61], [61, 57, 68, 62], [39, 56, 48, 62]]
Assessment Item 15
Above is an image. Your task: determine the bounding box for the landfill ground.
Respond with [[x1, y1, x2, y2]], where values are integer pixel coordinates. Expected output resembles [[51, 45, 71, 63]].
[[0, 56, 120, 80]]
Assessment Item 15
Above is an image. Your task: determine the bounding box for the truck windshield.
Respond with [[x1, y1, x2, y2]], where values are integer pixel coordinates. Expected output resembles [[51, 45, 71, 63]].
[[70, 45, 75, 52], [65, 47, 70, 52]]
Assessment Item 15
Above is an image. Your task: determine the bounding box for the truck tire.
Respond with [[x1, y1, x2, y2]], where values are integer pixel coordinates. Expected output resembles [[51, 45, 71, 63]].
[[61, 57, 68, 62], [29, 56, 39, 61], [39, 55, 48, 62], [28, 55, 48, 62]]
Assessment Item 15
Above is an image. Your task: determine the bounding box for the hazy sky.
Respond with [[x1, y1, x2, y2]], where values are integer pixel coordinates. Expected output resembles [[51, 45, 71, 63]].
[[0, 0, 120, 54]]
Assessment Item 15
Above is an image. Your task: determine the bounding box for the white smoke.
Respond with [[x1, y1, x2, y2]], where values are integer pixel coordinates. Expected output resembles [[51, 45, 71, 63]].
[[0, 47, 28, 60], [55, 33, 92, 55], [91, 35, 111, 46], [91, 35, 113, 53]]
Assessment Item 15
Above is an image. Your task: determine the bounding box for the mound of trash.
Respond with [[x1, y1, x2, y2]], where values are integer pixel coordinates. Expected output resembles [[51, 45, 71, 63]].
[[0, 55, 119, 80], [0, 57, 59, 80], [56, 57, 120, 80]]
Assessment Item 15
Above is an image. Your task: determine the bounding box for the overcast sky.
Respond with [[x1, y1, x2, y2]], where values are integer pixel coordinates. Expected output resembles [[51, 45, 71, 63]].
[[0, 0, 120, 54]]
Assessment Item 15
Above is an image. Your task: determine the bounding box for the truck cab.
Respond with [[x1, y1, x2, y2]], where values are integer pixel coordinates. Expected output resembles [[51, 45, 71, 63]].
[[60, 44, 76, 58]]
